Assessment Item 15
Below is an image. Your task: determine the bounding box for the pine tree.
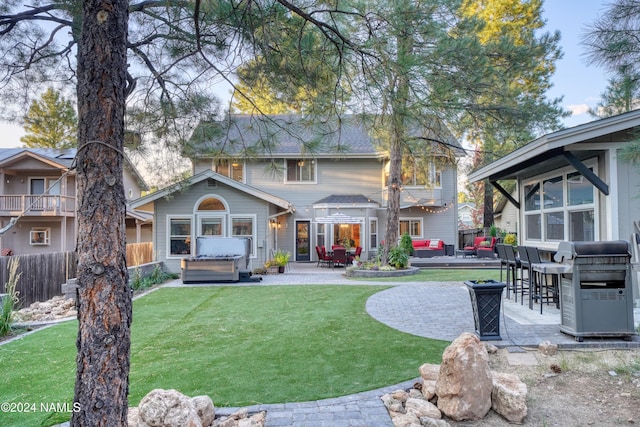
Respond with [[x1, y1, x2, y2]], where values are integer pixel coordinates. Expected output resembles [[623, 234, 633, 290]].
[[21, 88, 78, 149]]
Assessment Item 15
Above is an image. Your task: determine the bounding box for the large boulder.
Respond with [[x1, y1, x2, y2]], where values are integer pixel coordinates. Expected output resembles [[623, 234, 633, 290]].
[[491, 371, 528, 423], [190, 395, 215, 427], [435, 333, 493, 421], [137, 389, 202, 427], [405, 397, 441, 419]]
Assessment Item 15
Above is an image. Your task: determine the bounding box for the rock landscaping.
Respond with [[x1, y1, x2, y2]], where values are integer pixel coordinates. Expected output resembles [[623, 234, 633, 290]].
[[12, 295, 77, 323], [129, 388, 265, 427], [381, 333, 528, 426]]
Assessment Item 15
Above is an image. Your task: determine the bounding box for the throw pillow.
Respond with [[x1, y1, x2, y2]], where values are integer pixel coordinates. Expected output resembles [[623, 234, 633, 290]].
[[429, 239, 440, 248], [479, 241, 491, 247]]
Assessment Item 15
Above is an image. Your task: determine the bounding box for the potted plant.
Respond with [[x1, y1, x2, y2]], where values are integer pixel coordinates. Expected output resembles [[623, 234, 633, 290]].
[[273, 249, 291, 273]]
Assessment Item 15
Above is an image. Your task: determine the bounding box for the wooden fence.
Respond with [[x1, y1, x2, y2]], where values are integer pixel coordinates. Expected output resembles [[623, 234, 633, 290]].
[[126, 242, 154, 266], [0, 251, 78, 308], [0, 242, 155, 308]]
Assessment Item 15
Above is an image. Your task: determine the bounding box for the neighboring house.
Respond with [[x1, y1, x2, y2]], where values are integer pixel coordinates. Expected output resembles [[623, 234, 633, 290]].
[[492, 194, 519, 235], [457, 202, 477, 229], [131, 115, 464, 273], [0, 148, 151, 255], [468, 109, 640, 251]]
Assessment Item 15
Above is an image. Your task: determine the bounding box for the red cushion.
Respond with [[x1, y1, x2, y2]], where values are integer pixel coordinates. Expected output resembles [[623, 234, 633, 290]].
[[412, 240, 429, 248]]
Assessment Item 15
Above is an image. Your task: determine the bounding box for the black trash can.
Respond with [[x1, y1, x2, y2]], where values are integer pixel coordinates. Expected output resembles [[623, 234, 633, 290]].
[[465, 280, 506, 340]]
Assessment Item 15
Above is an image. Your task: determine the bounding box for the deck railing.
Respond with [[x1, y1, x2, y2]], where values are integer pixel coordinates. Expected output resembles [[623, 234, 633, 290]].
[[0, 195, 76, 215]]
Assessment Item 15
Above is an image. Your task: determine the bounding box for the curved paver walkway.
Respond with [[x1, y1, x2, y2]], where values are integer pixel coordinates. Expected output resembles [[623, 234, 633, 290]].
[[48, 262, 640, 427]]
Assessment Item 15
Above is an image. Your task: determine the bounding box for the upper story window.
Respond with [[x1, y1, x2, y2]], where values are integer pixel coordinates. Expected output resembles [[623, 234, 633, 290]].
[[286, 159, 315, 183], [385, 159, 441, 188], [214, 160, 243, 182]]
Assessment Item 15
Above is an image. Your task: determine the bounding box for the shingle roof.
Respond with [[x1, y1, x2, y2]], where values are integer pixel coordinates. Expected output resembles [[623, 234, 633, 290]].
[[187, 114, 463, 159], [0, 148, 76, 168]]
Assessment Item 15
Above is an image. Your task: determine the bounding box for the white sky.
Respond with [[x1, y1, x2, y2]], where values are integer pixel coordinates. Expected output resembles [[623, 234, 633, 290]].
[[0, 1, 611, 148]]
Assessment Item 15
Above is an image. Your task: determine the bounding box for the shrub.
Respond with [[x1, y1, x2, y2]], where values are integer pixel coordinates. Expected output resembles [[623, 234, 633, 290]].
[[504, 233, 517, 246], [0, 258, 21, 336], [273, 249, 291, 267], [399, 232, 414, 255], [131, 265, 175, 291], [388, 245, 409, 269]]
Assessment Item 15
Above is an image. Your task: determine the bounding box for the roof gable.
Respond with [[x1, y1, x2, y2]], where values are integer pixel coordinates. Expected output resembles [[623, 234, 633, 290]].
[[0, 147, 148, 190], [0, 149, 74, 170]]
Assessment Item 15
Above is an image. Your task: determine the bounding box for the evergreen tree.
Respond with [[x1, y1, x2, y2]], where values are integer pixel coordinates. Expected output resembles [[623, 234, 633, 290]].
[[582, 0, 640, 162], [460, 0, 567, 229], [21, 88, 78, 149], [348, 0, 564, 259], [589, 65, 640, 118]]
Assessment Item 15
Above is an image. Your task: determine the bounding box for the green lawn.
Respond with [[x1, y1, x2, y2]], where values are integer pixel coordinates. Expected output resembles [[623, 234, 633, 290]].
[[0, 284, 455, 427]]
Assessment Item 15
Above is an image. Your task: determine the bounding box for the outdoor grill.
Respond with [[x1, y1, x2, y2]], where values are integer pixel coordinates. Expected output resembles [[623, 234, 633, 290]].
[[181, 237, 260, 283], [554, 240, 635, 341]]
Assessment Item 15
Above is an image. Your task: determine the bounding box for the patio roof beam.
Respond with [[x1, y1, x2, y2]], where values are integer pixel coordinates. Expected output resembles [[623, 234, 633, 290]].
[[490, 180, 520, 209], [562, 151, 609, 195]]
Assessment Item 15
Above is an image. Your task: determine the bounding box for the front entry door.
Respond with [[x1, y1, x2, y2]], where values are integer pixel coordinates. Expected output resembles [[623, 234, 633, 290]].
[[296, 221, 310, 262]]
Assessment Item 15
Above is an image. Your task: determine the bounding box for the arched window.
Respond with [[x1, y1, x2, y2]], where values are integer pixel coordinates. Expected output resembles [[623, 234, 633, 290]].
[[197, 197, 226, 211]]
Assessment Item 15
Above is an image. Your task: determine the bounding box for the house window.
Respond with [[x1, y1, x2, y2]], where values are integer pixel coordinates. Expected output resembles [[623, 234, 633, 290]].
[[369, 219, 378, 249], [522, 165, 596, 243], [316, 223, 326, 248], [231, 216, 256, 256], [286, 159, 315, 182], [30, 227, 50, 245], [387, 159, 441, 187], [200, 217, 223, 236], [399, 219, 421, 238], [169, 217, 192, 256], [333, 223, 361, 248], [214, 161, 243, 182]]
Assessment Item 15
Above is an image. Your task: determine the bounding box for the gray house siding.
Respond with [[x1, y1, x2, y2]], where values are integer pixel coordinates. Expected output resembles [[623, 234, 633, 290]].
[[153, 178, 273, 273], [189, 157, 460, 262], [617, 150, 640, 241]]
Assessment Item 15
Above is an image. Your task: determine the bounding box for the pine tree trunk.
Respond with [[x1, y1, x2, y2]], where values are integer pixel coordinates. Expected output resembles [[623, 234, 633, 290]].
[[72, 1, 131, 426], [483, 179, 494, 229], [384, 138, 403, 262]]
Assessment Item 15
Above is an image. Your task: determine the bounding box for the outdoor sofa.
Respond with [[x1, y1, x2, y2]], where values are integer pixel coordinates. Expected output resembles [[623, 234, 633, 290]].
[[412, 239, 445, 258]]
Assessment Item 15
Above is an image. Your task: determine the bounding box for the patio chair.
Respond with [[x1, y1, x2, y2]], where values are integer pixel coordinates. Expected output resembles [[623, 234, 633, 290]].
[[348, 246, 362, 263], [316, 246, 331, 267], [331, 248, 347, 268]]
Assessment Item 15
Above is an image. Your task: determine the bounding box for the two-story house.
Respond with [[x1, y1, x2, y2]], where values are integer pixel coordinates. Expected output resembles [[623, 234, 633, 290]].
[[130, 115, 464, 273], [0, 148, 150, 255]]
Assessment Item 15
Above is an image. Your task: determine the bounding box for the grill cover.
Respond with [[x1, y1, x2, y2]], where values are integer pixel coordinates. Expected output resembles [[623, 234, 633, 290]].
[[554, 240, 630, 263]]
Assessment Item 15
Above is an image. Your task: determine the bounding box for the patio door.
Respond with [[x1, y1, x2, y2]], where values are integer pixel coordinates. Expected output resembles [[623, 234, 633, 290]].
[[296, 221, 310, 262]]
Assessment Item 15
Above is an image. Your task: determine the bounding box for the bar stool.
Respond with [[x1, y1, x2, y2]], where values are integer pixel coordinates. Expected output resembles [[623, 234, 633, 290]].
[[527, 247, 563, 313], [517, 246, 531, 305], [504, 245, 520, 302], [496, 244, 509, 293]]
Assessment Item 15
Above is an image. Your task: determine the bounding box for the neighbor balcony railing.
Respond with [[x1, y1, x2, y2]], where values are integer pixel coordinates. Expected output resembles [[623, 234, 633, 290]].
[[0, 195, 76, 215]]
